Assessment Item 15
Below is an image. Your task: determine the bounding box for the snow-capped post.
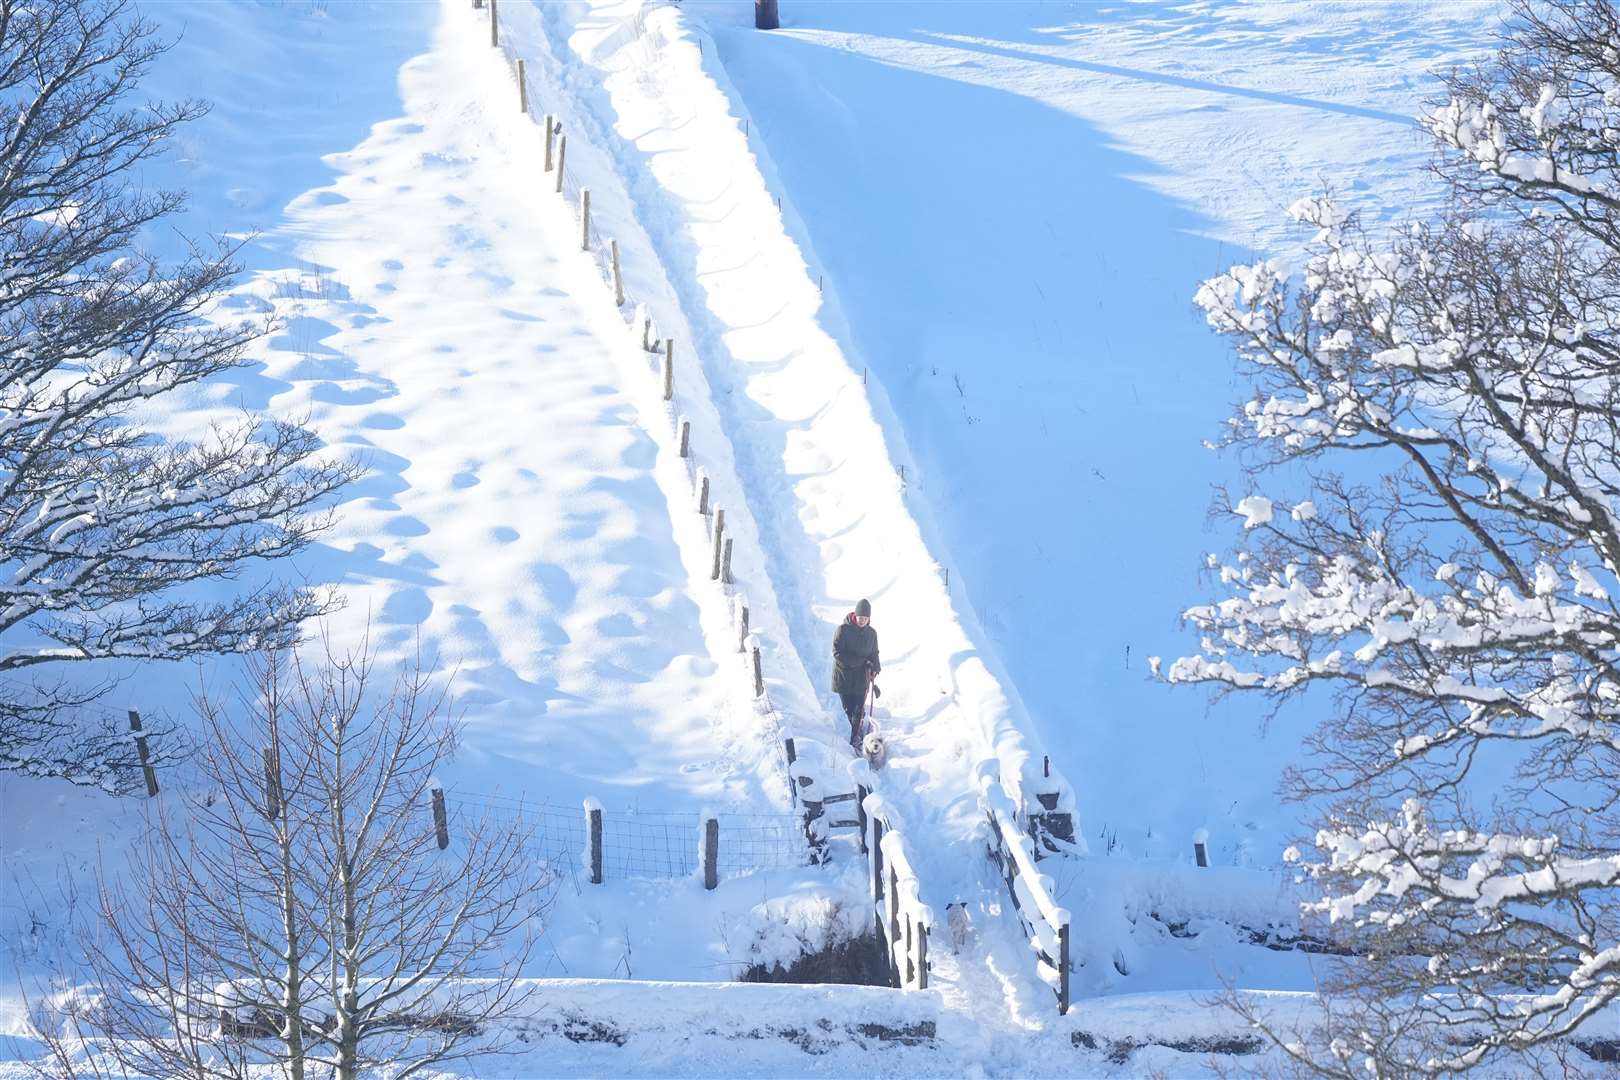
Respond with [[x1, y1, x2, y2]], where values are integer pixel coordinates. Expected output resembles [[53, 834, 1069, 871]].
[[750, 635, 764, 696], [610, 239, 624, 306], [1057, 923, 1070, 1014], [870, 812, 885, 924], [642, 316, 653, 352], [584, 797, 603, 884], [736, 598, 749, 653], [516, 59, 528, 113], [888, 864, 902, 976], [430, 783, 449, 850], [678, 416, 690, 458], [701, 812, 719, 890], [543, 115, 554, 171], [755, 0, 779, 31], [711, 508, 725, 580], [262, 747, 282, 821], [488, 0, 498, 47], [554, 135, 566, 194], [127, 710, 158, 798], [917, 919, 930, 988], [856, 784, 869, 855], [721, 537, 734, 584], [696, 469, 709, 515], [579, 189, 590, 251], [1193, 827, 1209, 868], [662, 338, 675, 401]]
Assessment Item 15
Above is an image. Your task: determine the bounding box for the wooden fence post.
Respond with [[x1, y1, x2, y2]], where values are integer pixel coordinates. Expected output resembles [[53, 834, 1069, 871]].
[[489, 0, 499, 47], [678, 417, 690, 458], [585, 798, 603, 884], [1193, 827, 1209, 868], [696, 470, 709, 515], [580, 189, 590, 251], [128, 710, 158, 797], [554, 135, 567, 194], [1058, 921, 1071, 1015], [431, 785, 450, 850], [871, 817, 885, 934], [904, 916, 914, 986], [917, 920, 929, 990], [710, 508, 725, 580], [887, 866, 901, 983], [544, 115, 555, 171], [751, 639, 764, 697], [610, 239, 624, 306], [721, 537, 734, 584], [262, 747, 282, 821], [662, 338, 674, 401], [856, 785, 869, 855], [702, 814, 719, 890], [737, 601, 749, 653], [516, 59, 528, 113], [755, 0, 780, 30]]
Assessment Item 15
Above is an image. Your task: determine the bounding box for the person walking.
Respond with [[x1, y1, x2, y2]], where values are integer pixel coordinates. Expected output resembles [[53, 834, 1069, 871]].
[[832, 598, 880, 750]]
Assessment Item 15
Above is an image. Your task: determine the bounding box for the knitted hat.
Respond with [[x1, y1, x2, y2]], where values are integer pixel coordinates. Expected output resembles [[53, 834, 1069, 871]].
[[855, 598, 872, 617]]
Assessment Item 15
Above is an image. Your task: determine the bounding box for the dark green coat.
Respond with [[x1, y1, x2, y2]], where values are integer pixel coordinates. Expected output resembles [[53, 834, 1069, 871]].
[[832, 617, 880, 697]]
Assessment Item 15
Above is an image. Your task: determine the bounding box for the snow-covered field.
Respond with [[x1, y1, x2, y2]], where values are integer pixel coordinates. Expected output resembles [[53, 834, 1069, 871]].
[[0, 0, 1523, 1074]]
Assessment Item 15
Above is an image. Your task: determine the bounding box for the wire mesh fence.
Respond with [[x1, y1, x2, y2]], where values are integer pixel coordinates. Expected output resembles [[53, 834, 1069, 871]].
[[714, 812, 806, 874], [600, 808, 698, 879], [447, 792, 587, 869], [448, 792, 809, 881]]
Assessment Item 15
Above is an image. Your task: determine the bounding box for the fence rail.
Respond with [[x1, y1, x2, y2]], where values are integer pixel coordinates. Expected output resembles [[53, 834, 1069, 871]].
[[982, 779, 1071, 1013], [861, 790, 933, 991]]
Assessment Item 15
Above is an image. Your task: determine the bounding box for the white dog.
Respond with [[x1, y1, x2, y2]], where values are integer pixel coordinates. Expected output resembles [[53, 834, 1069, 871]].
[[945, 901, 973, 954], [861, 730, 887, 770]]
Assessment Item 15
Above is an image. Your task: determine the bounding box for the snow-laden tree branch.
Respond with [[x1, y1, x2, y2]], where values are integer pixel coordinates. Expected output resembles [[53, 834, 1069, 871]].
[[0, 0, 359, 790], [1161, 0, 1620, 1072]]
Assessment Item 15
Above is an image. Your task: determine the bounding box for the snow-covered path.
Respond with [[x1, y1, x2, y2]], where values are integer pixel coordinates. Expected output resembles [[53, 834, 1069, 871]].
[[490, 0, 1087, 1028], [493, 0, 1495, 1017]]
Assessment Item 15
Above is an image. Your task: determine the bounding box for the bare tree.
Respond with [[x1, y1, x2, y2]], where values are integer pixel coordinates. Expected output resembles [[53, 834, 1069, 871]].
[[22, 640, 548, 1079], [0, 0, 358, 789], [1159, 0, 1620, 1072]]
